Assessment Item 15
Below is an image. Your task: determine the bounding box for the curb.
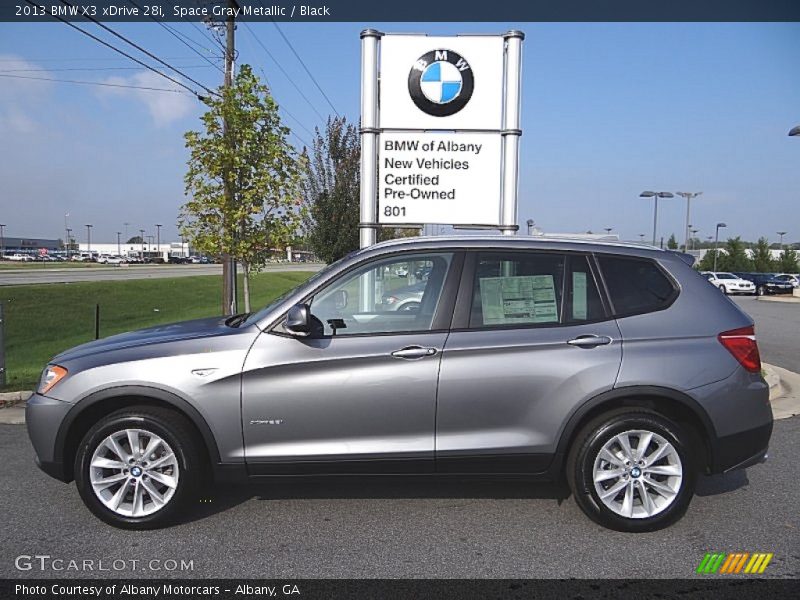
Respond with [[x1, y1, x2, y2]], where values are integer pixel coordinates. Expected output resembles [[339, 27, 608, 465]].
[[757, 295, 800, 304], [0, 390, 32, 409], [763, 363, 800, 420]]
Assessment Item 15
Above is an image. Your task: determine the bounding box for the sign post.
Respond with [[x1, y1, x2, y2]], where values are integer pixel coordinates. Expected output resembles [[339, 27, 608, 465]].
[[359, 30, 524, 247]]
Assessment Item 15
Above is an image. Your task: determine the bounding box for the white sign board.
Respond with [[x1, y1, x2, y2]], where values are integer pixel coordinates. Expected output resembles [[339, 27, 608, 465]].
[[379, 132, 502, 225], [379, 35, 505, 131]]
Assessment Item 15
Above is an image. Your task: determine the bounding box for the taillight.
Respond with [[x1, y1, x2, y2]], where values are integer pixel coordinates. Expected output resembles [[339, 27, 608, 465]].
[[718, 326, 761, 373]]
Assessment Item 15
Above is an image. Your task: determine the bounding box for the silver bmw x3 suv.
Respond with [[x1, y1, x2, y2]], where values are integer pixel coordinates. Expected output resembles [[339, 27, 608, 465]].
[[26, 236, 772, 531]]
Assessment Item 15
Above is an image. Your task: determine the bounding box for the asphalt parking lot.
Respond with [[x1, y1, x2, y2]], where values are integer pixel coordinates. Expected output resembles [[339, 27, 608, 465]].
[[0, 417, 797, 579]]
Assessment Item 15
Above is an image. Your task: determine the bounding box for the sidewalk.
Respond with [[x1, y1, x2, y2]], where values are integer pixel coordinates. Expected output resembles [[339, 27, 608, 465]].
[[2, 363, 798, 425]]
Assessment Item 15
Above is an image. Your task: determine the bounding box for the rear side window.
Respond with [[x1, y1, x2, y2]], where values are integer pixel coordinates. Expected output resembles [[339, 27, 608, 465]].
[[597, 255, 676, 316]]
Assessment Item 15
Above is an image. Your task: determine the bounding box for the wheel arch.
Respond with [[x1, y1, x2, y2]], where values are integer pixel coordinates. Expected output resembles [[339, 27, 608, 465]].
[[55, 385, 221, 482], [551, 386, 718, 477]]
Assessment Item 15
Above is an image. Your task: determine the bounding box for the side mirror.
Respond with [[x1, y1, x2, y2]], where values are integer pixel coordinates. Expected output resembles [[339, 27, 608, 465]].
[[284, 304, 311, 337]]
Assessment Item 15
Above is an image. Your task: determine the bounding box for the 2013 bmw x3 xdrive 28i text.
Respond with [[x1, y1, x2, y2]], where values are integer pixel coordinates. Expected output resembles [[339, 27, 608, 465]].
[[26, 236, 772, 532]]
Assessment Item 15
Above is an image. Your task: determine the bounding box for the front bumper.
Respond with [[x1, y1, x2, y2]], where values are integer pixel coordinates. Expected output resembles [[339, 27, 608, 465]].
[[26, 393, 73, 482]]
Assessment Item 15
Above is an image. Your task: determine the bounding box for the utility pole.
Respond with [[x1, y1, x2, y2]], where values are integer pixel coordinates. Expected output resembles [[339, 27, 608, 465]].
[[220, 1, 238, 315]]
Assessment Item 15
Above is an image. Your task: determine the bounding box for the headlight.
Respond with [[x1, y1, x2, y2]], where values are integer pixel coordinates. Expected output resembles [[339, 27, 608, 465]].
[[39, 365, 68, 395]]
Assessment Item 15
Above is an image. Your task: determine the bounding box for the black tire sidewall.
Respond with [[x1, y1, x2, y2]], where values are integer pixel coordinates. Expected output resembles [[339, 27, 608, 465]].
[[75, 411, 197, 529], [571, 413, 696, 533]]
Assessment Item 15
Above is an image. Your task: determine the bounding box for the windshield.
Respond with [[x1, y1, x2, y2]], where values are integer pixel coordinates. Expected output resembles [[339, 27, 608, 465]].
[[241, 252, 356, 328], [716, 273, 737, 279]]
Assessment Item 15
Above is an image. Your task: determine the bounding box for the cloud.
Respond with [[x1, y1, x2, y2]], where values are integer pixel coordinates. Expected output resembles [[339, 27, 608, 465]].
[[0, 54, 53, 134], [98, 70, 195, 126]]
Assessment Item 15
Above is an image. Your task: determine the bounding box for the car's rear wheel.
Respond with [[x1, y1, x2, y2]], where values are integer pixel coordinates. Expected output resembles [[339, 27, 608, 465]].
[[567, 410, 696, 532], [757, 286, 765, 296], [75, 406, 201, 529]]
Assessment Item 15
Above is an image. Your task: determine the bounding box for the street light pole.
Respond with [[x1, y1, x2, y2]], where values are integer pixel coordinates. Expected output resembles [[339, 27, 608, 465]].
[[690, 228, 699, 250], [676, 192, 702, 252], [85, 224, 93, 257], [139, 229, 145, 260], [0, 224, 5, 258], [777, 231, 787, 250], [713, 222, 727, 272], [66, 228, 72, 260], [639, 233, 645, 242], [604, 227, 613, 235], [640, 191, 674, 246], [116, 232, 122, 257], [155, 224, 162, 263], [526, 219, 535, 235]]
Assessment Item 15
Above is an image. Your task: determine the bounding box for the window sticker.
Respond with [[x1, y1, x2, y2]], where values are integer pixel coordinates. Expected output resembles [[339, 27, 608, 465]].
[[479, 275, 558, 325], [573, 271, 587, 320]]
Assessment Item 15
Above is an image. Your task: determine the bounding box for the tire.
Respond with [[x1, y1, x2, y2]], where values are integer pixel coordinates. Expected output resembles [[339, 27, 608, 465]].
[[720, 285, 728, 295], [74, 406, 202, 529], [757, 286, 765, 296], [566, 410, 696, 532]]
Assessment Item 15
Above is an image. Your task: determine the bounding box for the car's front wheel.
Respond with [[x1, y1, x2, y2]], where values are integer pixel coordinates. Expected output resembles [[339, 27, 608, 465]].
[[567, 410, 696, 532], [75, 406, 202, 529], [757, 286, 765, 296]]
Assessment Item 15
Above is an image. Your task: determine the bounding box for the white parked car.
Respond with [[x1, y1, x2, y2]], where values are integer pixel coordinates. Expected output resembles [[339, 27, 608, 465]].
[[701, 271, 756, 295], [774, 274, 800, 288], [6, 253, 33, 262], [104, 255, 128, 265]]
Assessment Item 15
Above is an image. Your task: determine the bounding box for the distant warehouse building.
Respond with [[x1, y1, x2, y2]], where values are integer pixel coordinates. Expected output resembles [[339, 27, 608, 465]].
[[1, 236, 61, 254]]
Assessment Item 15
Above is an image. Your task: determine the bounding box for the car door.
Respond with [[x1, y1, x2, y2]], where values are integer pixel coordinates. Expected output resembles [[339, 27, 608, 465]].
[[241, 251, 462, 474], [436, 250, 622, 474]]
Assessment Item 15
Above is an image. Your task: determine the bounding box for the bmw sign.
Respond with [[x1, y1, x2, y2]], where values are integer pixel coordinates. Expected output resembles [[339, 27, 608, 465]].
[[408, 49, 474, 117]]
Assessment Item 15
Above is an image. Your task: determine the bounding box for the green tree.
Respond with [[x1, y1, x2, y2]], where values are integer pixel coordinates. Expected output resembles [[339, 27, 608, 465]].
[[301, 117, 360, 264], [722, 237, 752, 272], [777, 247, 799, 273], [666, 233, 678, 250], [697, 249, 722, 272], [751, 237, 775, 272], [180, 64, 302, 313], [126, 236, 143, 245]]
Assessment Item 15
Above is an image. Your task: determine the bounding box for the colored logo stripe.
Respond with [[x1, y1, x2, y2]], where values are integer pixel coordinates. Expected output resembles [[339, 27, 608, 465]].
[[698, 552, 773, 574]]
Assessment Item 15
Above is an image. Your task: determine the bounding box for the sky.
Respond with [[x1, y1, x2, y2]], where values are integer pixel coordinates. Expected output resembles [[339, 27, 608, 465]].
[[0, 21, 798, 246]]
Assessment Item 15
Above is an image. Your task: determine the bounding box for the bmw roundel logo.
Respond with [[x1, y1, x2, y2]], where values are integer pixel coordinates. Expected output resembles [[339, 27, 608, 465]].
[[408, 49, 474, 117]]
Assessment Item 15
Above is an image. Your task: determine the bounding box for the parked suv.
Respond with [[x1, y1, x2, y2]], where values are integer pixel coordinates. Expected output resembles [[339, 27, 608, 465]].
[[27, 237, 772, 532]]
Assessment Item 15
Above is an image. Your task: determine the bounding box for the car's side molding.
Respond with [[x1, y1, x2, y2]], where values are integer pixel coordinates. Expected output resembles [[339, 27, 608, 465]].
[[54, 385, 223, 476], [550, 385, 718, 475]]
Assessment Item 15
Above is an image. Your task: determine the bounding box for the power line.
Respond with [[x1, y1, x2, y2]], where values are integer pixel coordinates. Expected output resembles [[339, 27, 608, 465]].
[[0, 65, 212, 73], [26, 1, 206, 97], [240, 21, 326, 122], [55, 0, 217, 96], [0, 72, 187, 93], [127, 0, 223, 74], [239, 35, 317, 141], [269, 19, 340, 117]]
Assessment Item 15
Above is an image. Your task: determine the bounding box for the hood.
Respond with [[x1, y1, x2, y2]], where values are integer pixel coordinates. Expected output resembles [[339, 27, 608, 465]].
[[52, 315, 236, 363]]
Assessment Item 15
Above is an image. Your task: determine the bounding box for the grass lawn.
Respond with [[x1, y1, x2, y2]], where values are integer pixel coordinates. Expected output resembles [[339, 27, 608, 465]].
[[0, 271, 313, 391]]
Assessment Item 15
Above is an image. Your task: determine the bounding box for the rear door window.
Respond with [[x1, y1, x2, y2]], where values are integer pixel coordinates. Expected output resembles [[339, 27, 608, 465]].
[[597, 255, 677, 316]]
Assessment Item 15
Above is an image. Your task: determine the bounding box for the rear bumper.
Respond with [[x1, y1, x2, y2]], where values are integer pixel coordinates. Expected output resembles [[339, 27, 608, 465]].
[[26, 393, 72, 482], [714, 422, 772, 473]]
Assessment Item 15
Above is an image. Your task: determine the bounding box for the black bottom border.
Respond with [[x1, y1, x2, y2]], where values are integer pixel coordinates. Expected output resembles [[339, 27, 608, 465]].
[[2, 579, 798, 599]]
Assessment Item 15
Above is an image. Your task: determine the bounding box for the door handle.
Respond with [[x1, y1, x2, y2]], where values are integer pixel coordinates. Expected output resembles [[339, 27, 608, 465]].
[[567, 335, 612, 348], [391, 346, 437, 359]]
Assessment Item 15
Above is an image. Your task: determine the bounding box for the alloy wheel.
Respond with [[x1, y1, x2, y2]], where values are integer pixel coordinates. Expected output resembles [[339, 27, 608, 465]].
[[592, 429, 683, 519], [89, 428, 179, 518]]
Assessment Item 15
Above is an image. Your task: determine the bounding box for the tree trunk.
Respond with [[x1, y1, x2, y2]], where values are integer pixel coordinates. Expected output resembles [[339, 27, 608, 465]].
[[242, 261, 251, 313]]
